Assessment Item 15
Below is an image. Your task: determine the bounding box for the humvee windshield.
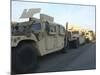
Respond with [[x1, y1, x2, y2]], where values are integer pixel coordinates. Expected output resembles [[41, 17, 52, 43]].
[[72, 31, 79, 34], [86, 33, 89, 35]]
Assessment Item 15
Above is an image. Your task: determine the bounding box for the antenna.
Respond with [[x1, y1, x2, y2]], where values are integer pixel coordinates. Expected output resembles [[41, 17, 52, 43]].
[[20, 8, 41, 18]]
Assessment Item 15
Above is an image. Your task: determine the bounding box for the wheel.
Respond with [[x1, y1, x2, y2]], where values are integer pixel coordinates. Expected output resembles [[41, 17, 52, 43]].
[[74, 39, 79, 48], [67, 40, 72, 48], [85, 38, 90, 43], [61, 47, 67, 53], [11, 43, 38, 74]]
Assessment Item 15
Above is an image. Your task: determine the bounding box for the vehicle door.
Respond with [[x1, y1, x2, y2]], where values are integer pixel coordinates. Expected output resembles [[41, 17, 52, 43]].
[[45, 22, 57, 50]]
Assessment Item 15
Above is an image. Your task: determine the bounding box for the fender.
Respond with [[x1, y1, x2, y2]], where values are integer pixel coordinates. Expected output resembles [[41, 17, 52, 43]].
[[11, 34, 38, 47]]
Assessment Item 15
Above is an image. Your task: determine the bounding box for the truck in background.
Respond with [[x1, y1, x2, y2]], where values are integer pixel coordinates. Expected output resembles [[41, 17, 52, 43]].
[[84, 30, 96, 43], [67, 25, 86, 48]]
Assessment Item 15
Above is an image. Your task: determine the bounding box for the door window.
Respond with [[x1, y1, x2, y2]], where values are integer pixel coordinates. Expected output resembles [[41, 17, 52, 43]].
[[32, 23, 41, 32]]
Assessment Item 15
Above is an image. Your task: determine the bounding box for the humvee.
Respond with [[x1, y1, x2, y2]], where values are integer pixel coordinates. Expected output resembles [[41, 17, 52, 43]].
[[85, 30, 95, 43], [67, 30, 80, 48], [11, 8, 68, 74], [67, 26, 86, 48]]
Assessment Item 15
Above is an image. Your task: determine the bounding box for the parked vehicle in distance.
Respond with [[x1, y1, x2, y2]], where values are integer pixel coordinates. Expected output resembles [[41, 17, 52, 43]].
[[84, 30, 96, 43], [67, 25, 86, 48]]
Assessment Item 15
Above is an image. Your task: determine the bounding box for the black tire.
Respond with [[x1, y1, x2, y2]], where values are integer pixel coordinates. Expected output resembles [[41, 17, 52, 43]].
[[74, 39, 79, 48], [61, 47, 67, 53], [85, 38, 90, 43], [12, 43, 38, 74], [67, 41, 72, 49]]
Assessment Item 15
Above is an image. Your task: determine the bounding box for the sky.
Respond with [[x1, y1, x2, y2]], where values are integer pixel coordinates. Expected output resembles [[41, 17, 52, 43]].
[[12, 1, 96, 31]]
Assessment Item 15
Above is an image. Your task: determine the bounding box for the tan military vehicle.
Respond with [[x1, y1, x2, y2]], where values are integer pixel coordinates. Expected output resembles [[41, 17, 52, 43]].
[[11, 8, 68, 74], [84, 30, 96, 43], [67, 30, 80, 48], [67, 25, 85, 48]]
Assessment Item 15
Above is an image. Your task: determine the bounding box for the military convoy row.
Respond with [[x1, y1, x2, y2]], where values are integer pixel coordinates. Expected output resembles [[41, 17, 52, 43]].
[[11, 8, 96, 74]]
